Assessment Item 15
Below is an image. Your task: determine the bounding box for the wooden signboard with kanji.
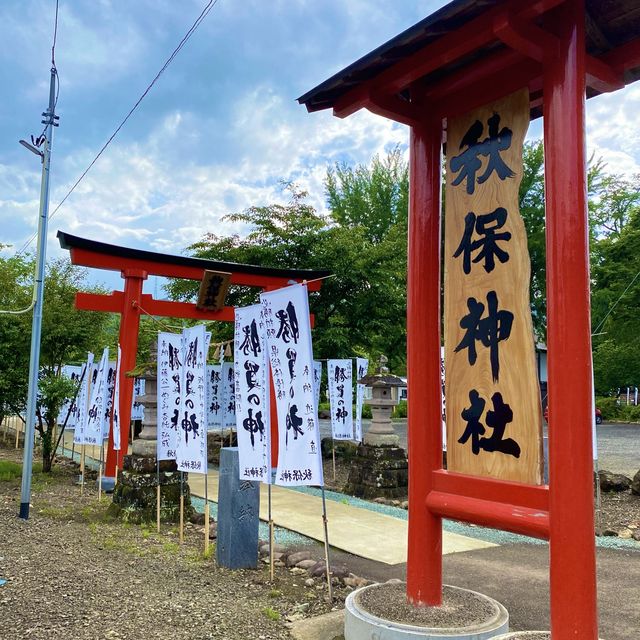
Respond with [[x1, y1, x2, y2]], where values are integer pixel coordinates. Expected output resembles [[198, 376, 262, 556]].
[[444, 88, 543, 485]]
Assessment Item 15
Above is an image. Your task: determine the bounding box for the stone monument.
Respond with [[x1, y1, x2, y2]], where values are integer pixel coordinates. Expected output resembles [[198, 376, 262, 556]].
[[110, 344, 192, 523], [216, 447, 260, 569], [344, 355, 408, 499]]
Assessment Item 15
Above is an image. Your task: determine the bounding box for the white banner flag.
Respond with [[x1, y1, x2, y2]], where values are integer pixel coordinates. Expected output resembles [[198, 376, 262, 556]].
[[57, 365, 82, 427], [313, 361, 322, 412], [176, 325, 207, 474], [355, 357, 368, 443], [222, 362, 236, 428], [102, 360, 117, 439], [328, 359, 354, 440], [207, 365, 223, 428], [131, 378, 145, 421], [85, 348, 109, 446], [112, 345, 122, 451], [234, 304, 271, 482], [261, 284, 323, 486], [73, 353, 94, 445], [157, 332, 183, 460]]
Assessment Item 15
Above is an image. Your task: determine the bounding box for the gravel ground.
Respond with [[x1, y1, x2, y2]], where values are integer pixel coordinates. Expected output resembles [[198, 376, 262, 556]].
[[0, 448, 346, 640], [356, 583, 495, 628]]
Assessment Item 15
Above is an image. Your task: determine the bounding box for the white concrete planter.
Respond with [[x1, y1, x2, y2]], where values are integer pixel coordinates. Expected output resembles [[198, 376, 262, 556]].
[[345, 583, 509, 640], [493, 633, 604, 639]]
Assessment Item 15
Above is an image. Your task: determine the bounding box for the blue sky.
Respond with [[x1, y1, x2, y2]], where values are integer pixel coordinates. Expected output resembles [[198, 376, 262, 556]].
[[1, 0, 639, 292]]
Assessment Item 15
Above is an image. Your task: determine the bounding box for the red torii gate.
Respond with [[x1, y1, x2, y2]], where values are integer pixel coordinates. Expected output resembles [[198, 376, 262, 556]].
[[299, 1, 640, 638], [58, 231, 329, 483]]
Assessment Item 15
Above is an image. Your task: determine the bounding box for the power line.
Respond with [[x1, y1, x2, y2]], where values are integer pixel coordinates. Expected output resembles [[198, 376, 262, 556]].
[[17, 0, 219, 256], [51, 0, 59, 66], [591, 269, 640, 337]]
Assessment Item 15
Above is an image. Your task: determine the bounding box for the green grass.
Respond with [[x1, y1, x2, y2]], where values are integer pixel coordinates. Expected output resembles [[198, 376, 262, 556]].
[[261, 607, 281, 621], [0, 460, 22, 481], [268, 588, 282, 598]]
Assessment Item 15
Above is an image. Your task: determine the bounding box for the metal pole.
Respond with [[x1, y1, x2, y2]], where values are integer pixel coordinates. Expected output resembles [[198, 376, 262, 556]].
[[19, 67, 58, 520]]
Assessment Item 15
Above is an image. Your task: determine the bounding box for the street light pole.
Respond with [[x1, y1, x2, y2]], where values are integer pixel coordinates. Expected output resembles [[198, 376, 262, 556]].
[[19, 66, 59, 519]]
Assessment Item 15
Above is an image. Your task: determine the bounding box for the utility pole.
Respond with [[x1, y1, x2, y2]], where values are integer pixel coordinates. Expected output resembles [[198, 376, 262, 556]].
[[19, 66, 59, 519]]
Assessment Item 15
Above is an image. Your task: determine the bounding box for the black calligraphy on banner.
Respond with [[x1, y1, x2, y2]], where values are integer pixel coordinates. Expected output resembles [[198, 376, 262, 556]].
[[234, 304, 271, 483], [328, 359, 353, 441], [261, 285, 323, 487], [176, 325, 207, 474], [449, 114, 515, 195]]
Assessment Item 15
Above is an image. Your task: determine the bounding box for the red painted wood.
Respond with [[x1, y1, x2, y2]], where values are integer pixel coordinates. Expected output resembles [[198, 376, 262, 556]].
[[69, 247, 323, 291], [406, 112, 443, 606], [136, 295, 236, 322], [543, 1, 599, 636], [76, 291, 124, 313], [602, 37, 640, 74], [104, 271, 147, 477], [431, 470, 549, 512], [432, 59, 542, 120], [333, 0, 565, 117], [426, 491, 550, 539]]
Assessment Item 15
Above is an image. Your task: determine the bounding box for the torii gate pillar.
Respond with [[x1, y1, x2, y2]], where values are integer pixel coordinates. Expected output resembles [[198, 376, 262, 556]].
[[104, 268, 147, 479]]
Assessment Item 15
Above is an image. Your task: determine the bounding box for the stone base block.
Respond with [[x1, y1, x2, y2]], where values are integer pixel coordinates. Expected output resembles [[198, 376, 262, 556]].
[[344, 444, 408, 499], [109, 462, 191, 524]]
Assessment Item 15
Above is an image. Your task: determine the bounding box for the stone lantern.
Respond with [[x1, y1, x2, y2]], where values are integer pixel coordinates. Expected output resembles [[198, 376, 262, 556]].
[[359, 355, 405, 447], [110, 342, 191, 523], [344, 355, 408, 500]]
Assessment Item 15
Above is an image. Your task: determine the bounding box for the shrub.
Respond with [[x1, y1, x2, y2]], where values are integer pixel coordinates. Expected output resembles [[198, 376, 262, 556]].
[[393, 400, 407, 419], [596, 396, 620, 420]]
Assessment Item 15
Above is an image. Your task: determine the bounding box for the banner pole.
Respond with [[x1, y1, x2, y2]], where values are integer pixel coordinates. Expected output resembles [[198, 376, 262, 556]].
[[268, 483, 274, 581], [332, 440, 337, 482], [320, 486, 333, 602], [179, 471, 184, 544], [204, 468, 210, 554], [156, 457, 161, 533], [98, 439, 104, 501], [80, 444, 86, 496]]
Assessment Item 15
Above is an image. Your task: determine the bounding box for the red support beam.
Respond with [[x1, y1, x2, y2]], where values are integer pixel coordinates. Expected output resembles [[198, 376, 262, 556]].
[[426, 491, 550, 540], [543, 0, 599, 637], [406, 110, 443, 606], [135, 295, 236, 323], [431, 470, 549, 512], [76, 291, 124, 314]]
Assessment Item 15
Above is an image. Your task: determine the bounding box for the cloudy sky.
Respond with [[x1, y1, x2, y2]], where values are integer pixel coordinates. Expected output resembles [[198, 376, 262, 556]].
[[1, 0, 639, 292]]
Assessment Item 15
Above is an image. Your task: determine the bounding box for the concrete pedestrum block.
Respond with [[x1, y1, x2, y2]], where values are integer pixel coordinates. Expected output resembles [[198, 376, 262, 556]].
[[345, 583, 509, 640]]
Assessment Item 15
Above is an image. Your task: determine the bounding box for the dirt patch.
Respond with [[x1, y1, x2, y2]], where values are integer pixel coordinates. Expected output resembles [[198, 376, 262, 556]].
[[356, 583, 497, 628], [0, 445, 348, 640]]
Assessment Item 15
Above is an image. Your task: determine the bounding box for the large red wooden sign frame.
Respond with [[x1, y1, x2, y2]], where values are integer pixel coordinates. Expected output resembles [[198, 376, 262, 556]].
[[58, 231, 328, 482], [299, 0, 640, 637]]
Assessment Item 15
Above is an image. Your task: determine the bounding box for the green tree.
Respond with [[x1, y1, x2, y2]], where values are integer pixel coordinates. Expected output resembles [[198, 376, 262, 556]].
[[591, 203, 640, 395], [325, 146, 409, 242], [0, 252, 110, 471], [165, 182, 408, 371]]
